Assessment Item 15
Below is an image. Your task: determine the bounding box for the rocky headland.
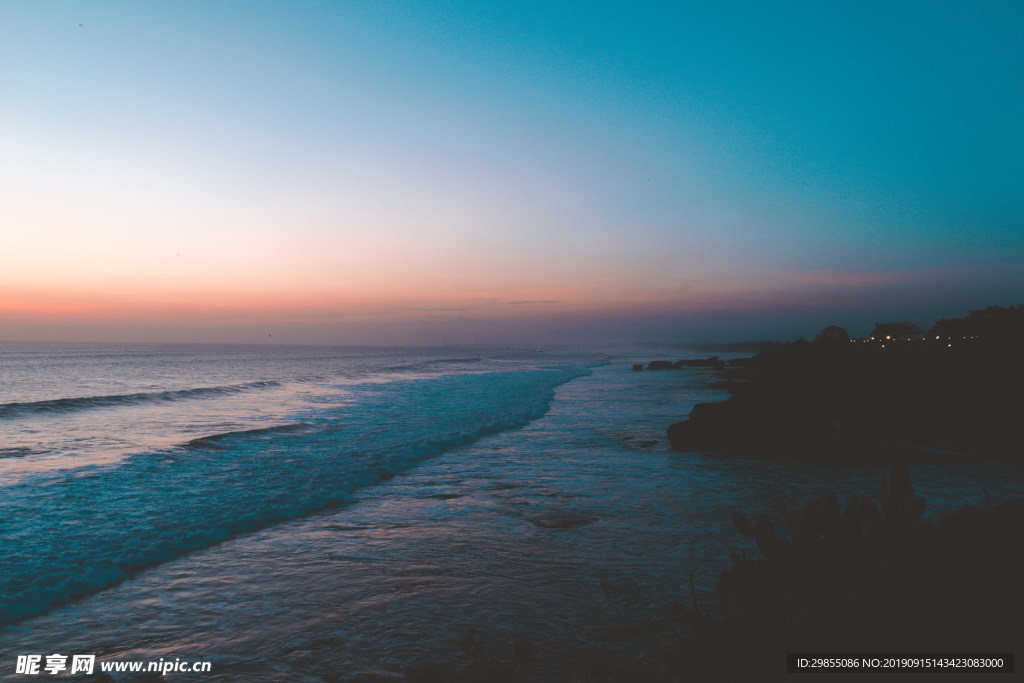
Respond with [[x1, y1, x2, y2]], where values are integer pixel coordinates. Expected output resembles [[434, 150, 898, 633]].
[[667, 307, 1024, 472]]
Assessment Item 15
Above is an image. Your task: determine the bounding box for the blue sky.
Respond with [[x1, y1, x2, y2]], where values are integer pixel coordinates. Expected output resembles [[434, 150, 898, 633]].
[[1, 1, 1021, 343]]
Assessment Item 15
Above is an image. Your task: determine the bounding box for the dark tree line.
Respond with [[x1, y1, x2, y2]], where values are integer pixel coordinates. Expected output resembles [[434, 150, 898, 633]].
[[813, 304, 1023, 344], [931, 304, 1024, 341]]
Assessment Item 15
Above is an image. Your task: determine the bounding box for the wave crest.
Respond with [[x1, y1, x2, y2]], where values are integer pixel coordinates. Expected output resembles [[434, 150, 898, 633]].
[[0, 381, 282, 419]]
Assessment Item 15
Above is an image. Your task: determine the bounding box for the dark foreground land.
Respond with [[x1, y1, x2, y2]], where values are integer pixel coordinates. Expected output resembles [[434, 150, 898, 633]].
[[660, 308, 1024, 681], [664, 465, 1023, 682], [668, 337, 1024, 473]]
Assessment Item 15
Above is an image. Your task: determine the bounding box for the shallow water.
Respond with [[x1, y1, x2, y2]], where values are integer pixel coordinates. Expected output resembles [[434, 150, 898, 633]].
[[1, 344, 1020, 680]]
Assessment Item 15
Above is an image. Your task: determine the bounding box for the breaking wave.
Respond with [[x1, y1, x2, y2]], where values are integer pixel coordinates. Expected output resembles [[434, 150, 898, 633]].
[[0, 381, 283, 419], [0, 367, 589, 624]]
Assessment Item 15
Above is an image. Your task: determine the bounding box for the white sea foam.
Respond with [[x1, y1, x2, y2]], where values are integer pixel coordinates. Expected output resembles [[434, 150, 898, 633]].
[[0, 366, 590, 623]]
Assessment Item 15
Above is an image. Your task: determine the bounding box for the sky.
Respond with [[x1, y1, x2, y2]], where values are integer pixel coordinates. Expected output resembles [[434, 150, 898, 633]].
[[2, 0, 1022, 345]]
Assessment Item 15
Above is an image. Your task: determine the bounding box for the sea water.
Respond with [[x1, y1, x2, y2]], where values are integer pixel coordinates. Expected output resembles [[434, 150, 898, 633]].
[[1, 342, 1020, 680]]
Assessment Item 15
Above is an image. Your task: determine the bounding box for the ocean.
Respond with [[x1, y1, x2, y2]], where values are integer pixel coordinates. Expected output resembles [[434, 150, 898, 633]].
[[1, 342, 1020, 680]]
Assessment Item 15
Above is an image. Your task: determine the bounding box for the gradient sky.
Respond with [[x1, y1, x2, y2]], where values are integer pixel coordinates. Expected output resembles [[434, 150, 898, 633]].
[[2, 1, 1022, 344]]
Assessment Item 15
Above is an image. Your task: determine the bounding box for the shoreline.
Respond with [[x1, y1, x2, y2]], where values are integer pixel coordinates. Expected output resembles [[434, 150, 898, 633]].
[[2, 353, 1020, 681], [649, 332, 1024, 681], [666, 339, 1024, 472]]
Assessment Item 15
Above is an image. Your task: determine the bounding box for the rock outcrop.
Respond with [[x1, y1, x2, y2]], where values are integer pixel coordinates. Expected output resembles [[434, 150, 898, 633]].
[[667, 340, 1023, 470]]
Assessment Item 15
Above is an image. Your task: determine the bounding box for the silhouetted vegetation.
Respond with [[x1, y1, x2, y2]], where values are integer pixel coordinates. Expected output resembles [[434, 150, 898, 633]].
[[869, 321, 923, 339], [930, 304, 1024, 341], [661, 466, 1023, 681], [813, 325, 849, 343], [668, 304, 1024, 472]]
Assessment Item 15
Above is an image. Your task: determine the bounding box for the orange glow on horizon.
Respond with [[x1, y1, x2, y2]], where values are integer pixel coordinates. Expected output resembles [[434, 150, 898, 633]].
[[2, 261, 1013, 344]]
